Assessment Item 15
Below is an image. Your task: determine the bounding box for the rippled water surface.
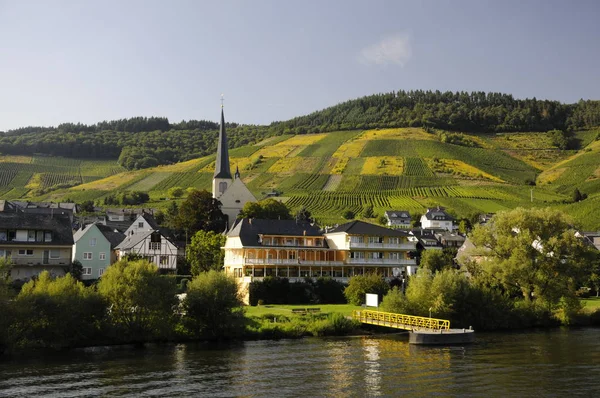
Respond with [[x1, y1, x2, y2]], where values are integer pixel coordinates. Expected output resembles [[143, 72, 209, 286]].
[[1, 328, 600, 397]]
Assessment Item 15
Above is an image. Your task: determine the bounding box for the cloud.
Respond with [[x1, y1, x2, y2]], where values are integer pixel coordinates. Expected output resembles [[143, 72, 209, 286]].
[[359, 34, 412, 67]]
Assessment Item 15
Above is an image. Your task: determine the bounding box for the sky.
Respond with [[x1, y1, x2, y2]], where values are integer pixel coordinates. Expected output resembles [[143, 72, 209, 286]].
[[0, 0, 599, 131]]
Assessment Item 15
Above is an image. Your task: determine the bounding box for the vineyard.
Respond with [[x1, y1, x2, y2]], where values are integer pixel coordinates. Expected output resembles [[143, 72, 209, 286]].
[[2, 126, 599, 228]]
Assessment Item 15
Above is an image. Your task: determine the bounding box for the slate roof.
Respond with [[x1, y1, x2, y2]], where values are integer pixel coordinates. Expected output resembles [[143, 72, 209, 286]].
[[214, 109, 232, 179], [227, 218, 322, 247], [115, 231, 153, 250], [73, 223, 124, 248], [97, 224, 126, 248], [326, 220, 409, 236], [385, 210, 411, 219], [0, 212, 73, 245], [423, 207, 454, 221]]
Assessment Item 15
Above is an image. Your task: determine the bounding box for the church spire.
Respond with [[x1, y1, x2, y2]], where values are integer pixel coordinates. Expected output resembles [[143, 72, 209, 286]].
[[214, 97, 232, 179], [234, 164, 241, 179]]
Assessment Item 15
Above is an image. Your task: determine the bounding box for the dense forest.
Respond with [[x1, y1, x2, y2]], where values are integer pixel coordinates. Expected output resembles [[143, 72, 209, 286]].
[[269, 91, 600, 134], [1, 91, 599, 170]]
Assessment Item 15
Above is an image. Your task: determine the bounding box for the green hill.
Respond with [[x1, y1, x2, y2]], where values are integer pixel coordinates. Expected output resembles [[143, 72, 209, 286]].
[[2, 89, 600, 228], [3, 126, 600, 229]]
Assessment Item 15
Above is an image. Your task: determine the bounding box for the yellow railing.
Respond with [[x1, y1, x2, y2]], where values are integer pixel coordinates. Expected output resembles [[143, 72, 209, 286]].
[[352, 309, 450, 330]]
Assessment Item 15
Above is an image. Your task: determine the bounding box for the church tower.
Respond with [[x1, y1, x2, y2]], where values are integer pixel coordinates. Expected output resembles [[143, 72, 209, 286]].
[[212, 105, 233, 198]]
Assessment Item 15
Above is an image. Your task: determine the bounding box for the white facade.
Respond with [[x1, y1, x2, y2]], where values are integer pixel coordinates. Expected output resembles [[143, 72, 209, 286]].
[[116, 232, 179, 270], [420, 215, 453, 231], [215, 177, 257, 224]]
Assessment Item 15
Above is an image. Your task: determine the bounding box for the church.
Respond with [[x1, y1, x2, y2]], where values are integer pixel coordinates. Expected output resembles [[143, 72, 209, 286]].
[[212, 105, 257, 224]]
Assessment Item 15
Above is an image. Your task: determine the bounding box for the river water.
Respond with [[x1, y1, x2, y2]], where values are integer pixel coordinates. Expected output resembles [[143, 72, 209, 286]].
[[1, 328, 599, 397]]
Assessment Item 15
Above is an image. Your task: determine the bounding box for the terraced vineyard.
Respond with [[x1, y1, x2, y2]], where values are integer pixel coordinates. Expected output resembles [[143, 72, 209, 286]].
[[3, 127, 600, 229]]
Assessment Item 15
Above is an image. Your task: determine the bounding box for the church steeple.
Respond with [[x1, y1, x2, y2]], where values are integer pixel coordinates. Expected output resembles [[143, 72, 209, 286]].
[[234, 164, 241, 179], [214, 106, 232, 179]]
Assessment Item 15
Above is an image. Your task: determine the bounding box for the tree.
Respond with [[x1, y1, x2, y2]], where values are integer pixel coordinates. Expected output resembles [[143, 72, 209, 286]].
[[173, 189, 226, 234], [70, 260, 83, 281], [470, 207, 593, 310], [419, 249, 452, 273], [14, 272, 106, 348], [79, 200, 95, 213], [342, 209, 355, 220], [168, 186, 184, 198], [572, 188, 587, 202], [186, 230, 227, 275], [182, 270, 244, 338], [97, 259, 177, 341], [362, 205, 374, 219], [344, 274, 389, 306], [238, 199, 292, 220], [294, 207, 313, 224]]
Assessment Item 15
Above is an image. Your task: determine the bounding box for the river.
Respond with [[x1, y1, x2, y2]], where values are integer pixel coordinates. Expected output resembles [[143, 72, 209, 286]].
[[1, 328, 599, 397]]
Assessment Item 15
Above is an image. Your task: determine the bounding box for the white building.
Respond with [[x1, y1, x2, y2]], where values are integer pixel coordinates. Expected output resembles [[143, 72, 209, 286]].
[[212, 107, 257, 225], [420, 207, 454, 231]]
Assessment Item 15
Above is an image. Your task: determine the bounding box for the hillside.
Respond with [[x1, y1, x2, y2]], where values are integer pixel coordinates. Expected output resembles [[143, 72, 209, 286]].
[[3, 126, 600, 229]]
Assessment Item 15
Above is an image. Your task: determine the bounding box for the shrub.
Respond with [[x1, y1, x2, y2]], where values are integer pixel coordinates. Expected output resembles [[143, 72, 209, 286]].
[[13, 272, 106, 349], [344, 274, 389, 306], [183, 270, 245, 339], [97, 259, 178, 342], [342, 209, 355, 220]]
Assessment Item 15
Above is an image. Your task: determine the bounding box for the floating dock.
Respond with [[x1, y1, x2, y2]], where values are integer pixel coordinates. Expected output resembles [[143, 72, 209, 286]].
[[352, 309, 475, 345]]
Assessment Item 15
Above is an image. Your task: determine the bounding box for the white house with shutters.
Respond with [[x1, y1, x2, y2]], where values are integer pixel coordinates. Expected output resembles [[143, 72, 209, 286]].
[[115, 214, 179, 270]]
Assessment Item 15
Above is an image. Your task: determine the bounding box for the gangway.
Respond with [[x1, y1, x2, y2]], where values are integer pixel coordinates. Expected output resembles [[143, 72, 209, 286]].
[[352, 309, 450, 331]]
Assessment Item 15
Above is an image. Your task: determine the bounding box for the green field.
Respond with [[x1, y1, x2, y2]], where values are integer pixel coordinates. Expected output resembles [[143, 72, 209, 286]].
[[245, 304, 360, 317], [3, 127, 600, 229]]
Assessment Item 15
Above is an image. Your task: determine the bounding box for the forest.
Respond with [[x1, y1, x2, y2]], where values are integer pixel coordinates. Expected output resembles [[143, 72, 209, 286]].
[[1, 91, 599, 170]]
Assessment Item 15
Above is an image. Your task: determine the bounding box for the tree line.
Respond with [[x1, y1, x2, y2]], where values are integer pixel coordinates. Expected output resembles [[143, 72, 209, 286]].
[[1, 91, 599, 170]]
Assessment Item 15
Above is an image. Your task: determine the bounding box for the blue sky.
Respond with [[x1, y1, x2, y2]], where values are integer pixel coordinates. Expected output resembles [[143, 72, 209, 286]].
[[0, 0, 598, 131]]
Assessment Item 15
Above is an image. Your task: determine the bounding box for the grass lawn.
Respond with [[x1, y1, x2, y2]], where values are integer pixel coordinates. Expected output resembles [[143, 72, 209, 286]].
[[245, 304, 361, 318], [581, 297, 600, 310]]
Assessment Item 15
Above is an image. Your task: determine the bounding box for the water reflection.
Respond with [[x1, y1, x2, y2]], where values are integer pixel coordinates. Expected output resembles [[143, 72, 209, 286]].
[[1, 329, 600, 397]]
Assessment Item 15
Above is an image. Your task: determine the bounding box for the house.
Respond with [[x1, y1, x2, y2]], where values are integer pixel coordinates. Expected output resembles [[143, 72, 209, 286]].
[[409, 228, 444, 251], [420, 207, 454, 231], [115, 214, 180, 271], [384, 210, 411, 229], [72, 223, 125, 279], [434, 231, 466, 248], [212, 106, 257, 224], [0, 209, 74, 281], [3, 200, 76, 224], [478, 213, 494, 225], [223, 219, 417, 303]]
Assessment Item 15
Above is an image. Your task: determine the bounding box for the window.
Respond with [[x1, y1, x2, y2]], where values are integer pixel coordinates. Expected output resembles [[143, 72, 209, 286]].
[[389, 252, 400, 260], [99, 252, 106, 261], [18, 249, 34, 256], [350, 236, 364, 243], [286, 239, 294, 246], [369, 252, 383, 259], [44, 231, 52, 242], [368, 236, 383, 243], [83, 252, 93, 260], [219, 181, 227, 193], [7, 230, 16, 241], [263, 238, 271, 245], [288, 251, 296, 260], [36, 231, 44, 242], [0, 231, 6, 241], [98, 268, 105, 277], [389, 237, 399, 244], [28, 230, 35, 241], [49, 250, 60, 259], [350, 251, 365, 259], [233, 268, 242, 278], [138, 222, 144, 228], [82, 267, 92, 276], [149, 242, 161, 250], [160, 256, 169, 266], [0, 249, 4, 258], [89, 238, 97, 247]]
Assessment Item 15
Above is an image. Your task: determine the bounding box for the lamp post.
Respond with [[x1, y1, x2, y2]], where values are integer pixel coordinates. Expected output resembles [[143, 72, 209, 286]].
[[429, 307, 432, 327]]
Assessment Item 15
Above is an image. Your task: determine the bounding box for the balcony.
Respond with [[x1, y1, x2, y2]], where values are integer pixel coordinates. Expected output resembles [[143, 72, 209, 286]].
[[244, 258, 343, 266], [347, 258, 416, 265], [348, 242, 415, 250], [11, 257, 68, 266]]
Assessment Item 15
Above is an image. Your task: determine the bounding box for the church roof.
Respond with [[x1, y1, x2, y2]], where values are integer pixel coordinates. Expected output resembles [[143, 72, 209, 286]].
[[214, 109, 232, 179]]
